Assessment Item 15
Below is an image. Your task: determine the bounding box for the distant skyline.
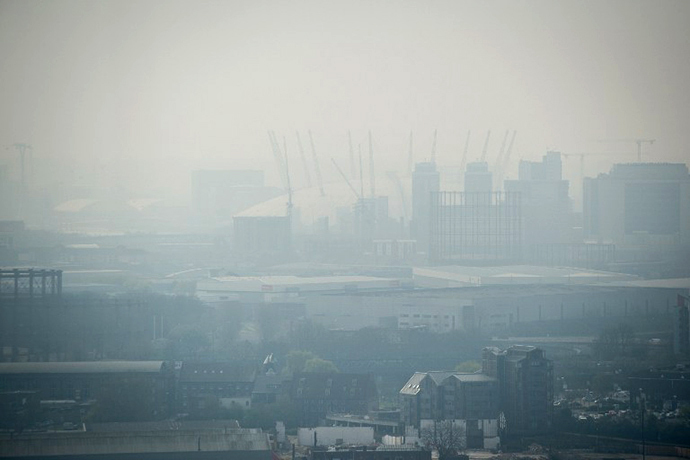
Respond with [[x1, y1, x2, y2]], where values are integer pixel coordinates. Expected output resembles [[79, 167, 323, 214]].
[[1, 0, 689, 199]]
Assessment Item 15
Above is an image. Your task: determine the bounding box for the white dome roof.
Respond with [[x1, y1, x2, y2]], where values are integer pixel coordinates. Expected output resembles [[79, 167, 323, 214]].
[[235, 176, 409, 226]]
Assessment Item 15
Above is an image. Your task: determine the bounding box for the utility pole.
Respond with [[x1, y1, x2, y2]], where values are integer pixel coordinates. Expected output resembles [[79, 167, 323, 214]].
[[640, 389, 646, 460]]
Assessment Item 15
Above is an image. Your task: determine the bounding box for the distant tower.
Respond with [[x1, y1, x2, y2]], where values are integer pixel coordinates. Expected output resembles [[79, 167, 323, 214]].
[[412, 162, 440, 253], [464, 162, 493, 193]]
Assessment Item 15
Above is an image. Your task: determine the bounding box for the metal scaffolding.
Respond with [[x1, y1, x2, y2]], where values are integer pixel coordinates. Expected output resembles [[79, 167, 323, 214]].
[[429, 192, 522, 264]]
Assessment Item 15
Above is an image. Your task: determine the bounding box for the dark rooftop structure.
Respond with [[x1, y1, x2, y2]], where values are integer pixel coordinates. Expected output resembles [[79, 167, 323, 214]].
[[292, 373, 378, 426]]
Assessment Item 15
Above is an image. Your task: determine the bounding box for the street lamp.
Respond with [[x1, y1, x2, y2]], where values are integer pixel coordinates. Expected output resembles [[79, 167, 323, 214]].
[[639, 389, 646, 460]]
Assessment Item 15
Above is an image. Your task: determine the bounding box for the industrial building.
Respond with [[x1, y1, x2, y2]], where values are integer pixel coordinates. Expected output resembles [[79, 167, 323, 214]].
[[0, 361, 175, 419], [291, 372, 378, 427], [177, 362, 257, 414], [0, 426, 273, 460], [482, 345, 553, 436], [399, 371, 500, 449]]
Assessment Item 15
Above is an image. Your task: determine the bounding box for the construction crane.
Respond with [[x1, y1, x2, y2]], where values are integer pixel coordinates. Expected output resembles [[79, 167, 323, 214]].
[[597, 138, 656, 162], [358, 144, 364, 200], [348, 131, 356, 179], [459, 130, 470, 173], [407, 131, 414, 176], [308, 130, 325, 197], [480, 130, 491, 162], [495, 131, 517, 185], [561, 150, 634, 180], [7, 143, 32, 187], [430, 129, 437, 164], [493, 130, 510, 172], [368, 130, 375, 198], [267, 131, 289, 191], [283, 136, 293, 218], [331, 158, 360, 199], [387, 170, 409, 222], [295, 131, 312, 188]]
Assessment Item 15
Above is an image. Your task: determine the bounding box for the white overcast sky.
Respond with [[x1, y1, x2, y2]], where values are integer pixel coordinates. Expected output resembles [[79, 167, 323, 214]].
[[1, 0, 689, 198]]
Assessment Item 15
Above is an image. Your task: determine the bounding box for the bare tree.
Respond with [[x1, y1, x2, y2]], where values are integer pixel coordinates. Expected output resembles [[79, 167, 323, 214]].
[[420, 420, 465, 460]]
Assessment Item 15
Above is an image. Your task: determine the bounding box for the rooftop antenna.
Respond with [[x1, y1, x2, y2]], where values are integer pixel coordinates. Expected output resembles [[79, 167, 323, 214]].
[[296, 131, 312, 188]]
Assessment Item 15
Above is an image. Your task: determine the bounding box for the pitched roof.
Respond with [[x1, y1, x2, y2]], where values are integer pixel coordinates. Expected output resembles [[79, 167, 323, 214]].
[[400, 371, 497, 395], [179, 362, 256, 383], [86, 420, 241, 432], [292, 373, 376, 400], [0, 361, 166, 375]]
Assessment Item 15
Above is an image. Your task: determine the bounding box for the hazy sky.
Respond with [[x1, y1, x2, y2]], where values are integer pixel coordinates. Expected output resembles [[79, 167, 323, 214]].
[[1, 0, 689, 199]]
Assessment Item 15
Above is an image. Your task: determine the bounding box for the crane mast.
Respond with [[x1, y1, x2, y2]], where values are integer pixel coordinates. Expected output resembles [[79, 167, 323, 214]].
[[480, 130, 491, 162], [460, 130, 470, 173], [431, 129, 437, 164], [308, 130, 326, 197], [296, 131, 312, 188], [368, 130, 375, 198]]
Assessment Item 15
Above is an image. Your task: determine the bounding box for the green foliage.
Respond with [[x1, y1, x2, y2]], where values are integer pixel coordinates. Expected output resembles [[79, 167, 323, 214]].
[[286, 350, 338, 374], [303, 357, 339, 373], [454, 360, 481, 373], [286, 350, 317, 374]]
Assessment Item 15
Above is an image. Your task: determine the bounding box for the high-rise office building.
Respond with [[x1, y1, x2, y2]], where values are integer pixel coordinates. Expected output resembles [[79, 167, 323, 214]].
[[411, 162, 440, 253]]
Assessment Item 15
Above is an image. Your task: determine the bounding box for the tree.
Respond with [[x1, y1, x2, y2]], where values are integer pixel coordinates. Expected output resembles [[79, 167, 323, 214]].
[[286, 350, 317, 375], [454, 361, 481, 373], [303, 357, 339, 373], [420, 420, 465, 460]]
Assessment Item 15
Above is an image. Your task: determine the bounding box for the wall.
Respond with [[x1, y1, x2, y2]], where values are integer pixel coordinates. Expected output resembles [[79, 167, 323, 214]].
[[298, 427, 374, 447]]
